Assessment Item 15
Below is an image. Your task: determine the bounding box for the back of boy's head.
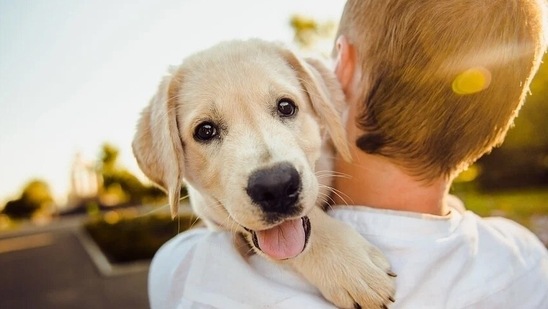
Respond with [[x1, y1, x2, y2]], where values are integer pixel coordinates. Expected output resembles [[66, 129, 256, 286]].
[[337, 0, 547, 181]]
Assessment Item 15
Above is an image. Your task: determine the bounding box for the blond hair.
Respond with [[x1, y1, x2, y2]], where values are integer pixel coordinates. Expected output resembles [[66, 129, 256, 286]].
[[337, 0, 547, 180]]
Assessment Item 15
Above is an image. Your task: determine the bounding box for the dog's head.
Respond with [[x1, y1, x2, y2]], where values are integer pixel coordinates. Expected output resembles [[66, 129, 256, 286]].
[[133, 39, 350, 259]]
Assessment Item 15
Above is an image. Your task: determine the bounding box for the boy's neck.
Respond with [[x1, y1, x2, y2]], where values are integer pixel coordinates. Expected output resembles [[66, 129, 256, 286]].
[[332, 150, 451, 216]]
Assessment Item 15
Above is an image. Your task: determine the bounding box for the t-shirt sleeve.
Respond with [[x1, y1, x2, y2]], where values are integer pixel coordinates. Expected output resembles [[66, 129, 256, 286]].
[[148, 228, 209, 309]]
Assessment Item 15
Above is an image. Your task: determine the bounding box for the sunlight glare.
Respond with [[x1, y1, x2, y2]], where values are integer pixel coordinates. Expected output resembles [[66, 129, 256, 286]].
[[452, 67, 492, 95]]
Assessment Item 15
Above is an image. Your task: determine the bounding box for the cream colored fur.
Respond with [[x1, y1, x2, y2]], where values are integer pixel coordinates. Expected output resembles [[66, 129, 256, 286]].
[[133, 39, 395, 308]]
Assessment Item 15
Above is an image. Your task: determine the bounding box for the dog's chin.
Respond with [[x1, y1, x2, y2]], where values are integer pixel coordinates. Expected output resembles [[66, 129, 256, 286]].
[[244, 216, 311, 260]]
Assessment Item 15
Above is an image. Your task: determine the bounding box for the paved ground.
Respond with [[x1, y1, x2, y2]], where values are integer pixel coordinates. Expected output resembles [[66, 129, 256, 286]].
[[0, 218, 149, 309]]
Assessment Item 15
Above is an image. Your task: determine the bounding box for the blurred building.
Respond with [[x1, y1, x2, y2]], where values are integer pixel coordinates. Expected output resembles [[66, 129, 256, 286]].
[[66, 153, 100, 209]]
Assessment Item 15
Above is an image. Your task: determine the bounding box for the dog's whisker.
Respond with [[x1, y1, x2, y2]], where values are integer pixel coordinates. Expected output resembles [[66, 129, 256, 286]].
[[317, 183, 352, 208], [316, 197, 332, 210], [315, 174, 352, 182], [204, 201, 243, 235], [227, 217, 240, 235], [189, 214, 202, 230], [177, 195, 192, 233], [329, 186, 352, 207], [246, 245, 256, 256], [315, 170, 352, 180], [138, 202, 170, 217], [218, 208, 238, 234], [315, 168, 346, 174], [223, 212, 233, 229], [317, 189, 336, 206], [139, 193, 189, 218]]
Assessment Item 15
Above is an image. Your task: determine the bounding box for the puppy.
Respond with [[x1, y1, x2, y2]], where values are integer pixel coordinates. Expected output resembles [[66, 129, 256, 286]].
[[133, 39, 395, 309]]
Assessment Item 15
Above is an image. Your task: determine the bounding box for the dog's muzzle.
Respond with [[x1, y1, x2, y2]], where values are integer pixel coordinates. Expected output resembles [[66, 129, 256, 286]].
[[244, 162, 311, 259], [246, 162, 302, 216], [246, 216, 311, 260]]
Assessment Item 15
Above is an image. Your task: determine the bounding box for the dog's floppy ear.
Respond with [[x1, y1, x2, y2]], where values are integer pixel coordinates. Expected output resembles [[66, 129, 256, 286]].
[[132, 67, 185, 218], [281, 50, 352, 162]]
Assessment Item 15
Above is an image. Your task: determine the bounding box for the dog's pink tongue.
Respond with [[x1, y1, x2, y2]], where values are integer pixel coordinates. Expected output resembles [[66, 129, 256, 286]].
[[256, 218, 305, 260]]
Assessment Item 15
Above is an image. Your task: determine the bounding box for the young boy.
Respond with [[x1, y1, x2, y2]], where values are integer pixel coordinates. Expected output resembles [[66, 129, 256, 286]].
[[149, 0, 547, 307], [329, 0, 548, 307]]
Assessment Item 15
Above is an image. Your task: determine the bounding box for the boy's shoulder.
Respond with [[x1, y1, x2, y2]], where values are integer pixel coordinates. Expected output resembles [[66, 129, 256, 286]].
[[449, 211, 548, 307], [450, 194, 545, 257], [464, 211, 546, 260]]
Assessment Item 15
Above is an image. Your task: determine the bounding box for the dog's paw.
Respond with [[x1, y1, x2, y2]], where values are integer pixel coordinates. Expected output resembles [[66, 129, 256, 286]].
[[288, 209, 396, 309], [315, 240, 396, 309]]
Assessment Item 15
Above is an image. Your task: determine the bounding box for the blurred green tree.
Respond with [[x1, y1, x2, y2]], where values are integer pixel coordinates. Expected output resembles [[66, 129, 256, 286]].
[[290, 14, 337, 54], [97, 143, 165, 206], [1, 179, 54, 219], [501, 53, 548, 149]]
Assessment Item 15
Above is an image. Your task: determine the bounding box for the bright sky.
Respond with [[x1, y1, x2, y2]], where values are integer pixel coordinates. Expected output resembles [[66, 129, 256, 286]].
[[0, 0, 345, 205]]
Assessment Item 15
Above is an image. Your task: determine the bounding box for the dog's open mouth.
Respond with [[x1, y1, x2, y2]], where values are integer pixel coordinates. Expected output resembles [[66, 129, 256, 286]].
[[248, 216, 311, 260]]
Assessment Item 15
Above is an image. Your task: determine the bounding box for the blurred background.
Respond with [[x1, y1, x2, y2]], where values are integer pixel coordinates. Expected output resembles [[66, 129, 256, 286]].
[[0, 0, 546, 308]]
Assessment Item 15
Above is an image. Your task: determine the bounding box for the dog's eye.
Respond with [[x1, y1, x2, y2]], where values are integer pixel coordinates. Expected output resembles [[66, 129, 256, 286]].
[[194, 122, 218, 141], [277, 99, 297, 117]]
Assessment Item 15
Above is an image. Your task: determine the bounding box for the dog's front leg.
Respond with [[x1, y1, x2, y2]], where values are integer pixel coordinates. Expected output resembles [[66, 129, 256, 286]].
[[285, 207, 396, 309]]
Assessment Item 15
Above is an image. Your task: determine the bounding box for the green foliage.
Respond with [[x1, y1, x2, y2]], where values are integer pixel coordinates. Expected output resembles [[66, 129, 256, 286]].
[[99, 143, 119, 173], [1, 179, 54, 219], [97, 143, 165, 206], [84, 212, 200, 263], [502, 53, 548, 149], [289, 14, 337, 51]]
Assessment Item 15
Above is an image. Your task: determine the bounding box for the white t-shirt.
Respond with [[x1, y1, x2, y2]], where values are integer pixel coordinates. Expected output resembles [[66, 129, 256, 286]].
[[148, 197, 548, 308]]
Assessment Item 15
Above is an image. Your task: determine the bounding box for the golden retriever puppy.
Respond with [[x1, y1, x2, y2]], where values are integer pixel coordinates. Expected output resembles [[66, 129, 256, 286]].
[[133, 39, 395, 308]]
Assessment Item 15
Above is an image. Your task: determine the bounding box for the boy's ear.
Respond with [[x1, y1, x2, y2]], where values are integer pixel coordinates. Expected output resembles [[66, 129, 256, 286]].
[[333, 35, 358, 98]]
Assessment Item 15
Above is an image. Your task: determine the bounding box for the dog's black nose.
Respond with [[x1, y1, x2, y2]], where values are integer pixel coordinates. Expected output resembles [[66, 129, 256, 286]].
[[246, 163, 301, 213]]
